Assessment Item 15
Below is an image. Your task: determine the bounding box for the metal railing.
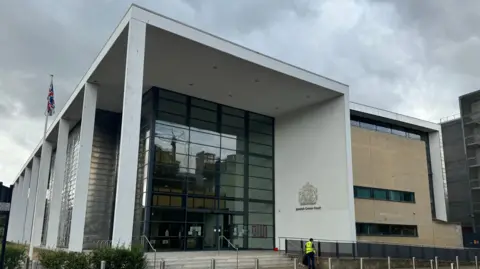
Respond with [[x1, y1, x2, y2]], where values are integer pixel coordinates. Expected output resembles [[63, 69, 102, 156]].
[[282, 237, 480, 262], [440, 114, 461, 123], [466, 135, 480, 146], [142, 235, 164, 269], [219, 235, 239, 269], [95, 240, 112, 249]]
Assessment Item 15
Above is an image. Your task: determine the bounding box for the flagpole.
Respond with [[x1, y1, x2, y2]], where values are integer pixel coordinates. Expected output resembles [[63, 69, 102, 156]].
[[28, 74, 53, 261]]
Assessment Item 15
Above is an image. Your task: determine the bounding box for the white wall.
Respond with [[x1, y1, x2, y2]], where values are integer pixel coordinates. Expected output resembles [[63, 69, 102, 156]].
[[275, 95, 356, 249], [429, 131, 448, 221]]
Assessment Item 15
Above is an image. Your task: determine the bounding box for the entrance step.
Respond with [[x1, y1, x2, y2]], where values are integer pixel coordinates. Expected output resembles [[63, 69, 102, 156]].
[[145, 251, 295, 269]]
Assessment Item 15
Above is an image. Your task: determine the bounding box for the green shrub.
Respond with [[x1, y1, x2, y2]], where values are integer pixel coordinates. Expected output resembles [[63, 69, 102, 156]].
[[90, 247, 147, 269], [64, 252, 90, 269], [39, 247, 147, 269], [4, 244, 27, 269], [38, 249, 69, 269]]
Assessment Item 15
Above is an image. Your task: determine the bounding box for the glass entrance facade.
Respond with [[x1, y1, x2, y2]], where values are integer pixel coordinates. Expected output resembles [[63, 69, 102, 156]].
[[134, 88, 275, 251]]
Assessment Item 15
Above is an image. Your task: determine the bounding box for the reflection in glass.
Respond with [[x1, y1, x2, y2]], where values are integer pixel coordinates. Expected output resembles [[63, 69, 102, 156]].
[[221, 125, 244, 139], [191, 106, 217, 123], [249, 132, 273, 146], [249, 156, 272, 168], [249, 143, 272, 156], [221, 135, 244, 151], [249, 121, 272, 135], [146, 89, 275, 250], [249, 189, 273, 201], [159, 99, 187, 116], [190, 130, 220, 147], [249, 177, 273, 190], [221, 149, 244, 163], [249, 165, 272, 179], [223, 114, 244, 128]]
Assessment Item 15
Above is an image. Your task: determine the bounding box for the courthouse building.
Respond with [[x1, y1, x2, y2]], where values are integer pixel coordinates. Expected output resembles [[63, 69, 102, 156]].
[[6, 5, 462, 252]]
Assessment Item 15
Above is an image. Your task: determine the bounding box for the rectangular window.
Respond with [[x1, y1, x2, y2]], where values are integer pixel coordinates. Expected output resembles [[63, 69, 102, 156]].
[[354, 187, 371, 199], [359, 121, 375, 130], [376, 125, 391, 134], [389, 190, 402, 202], [392, 128, 406, 137], [352, 116, 426, 142], [354, 186, 415, 203], [356, 223, 418, 237], [373, 189, 388, 200], [402, 192, 415, 203], [408, 132, 421, 140]]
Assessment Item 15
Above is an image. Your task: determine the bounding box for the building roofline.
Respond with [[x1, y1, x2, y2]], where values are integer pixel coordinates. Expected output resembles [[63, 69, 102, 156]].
[[130, 4, 348, 90], [350, 102, 440, 132], [459, 89, 480, 100]]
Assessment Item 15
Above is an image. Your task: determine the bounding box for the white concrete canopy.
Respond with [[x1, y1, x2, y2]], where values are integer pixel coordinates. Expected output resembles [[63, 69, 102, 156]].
[[12, 4, 348, 187]]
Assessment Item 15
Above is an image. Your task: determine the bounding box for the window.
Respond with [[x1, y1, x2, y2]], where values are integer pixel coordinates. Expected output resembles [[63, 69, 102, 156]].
[[402, 192, 415, 202], [408, 132, 421, 140], [351, 116, 426, 141], [360, 122, 376, 130], [373, 189, 388, 200], [354, 186, 415, 203], [146, 88, 277, 250], [389, 190, 402, 202], [376, 124, 391, 134], [354, 187, 371, 199], [356, 223, 418, 237]]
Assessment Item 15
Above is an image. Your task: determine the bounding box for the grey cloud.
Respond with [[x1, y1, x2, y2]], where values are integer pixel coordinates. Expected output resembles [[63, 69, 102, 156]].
[[0, 0, 129, 118]]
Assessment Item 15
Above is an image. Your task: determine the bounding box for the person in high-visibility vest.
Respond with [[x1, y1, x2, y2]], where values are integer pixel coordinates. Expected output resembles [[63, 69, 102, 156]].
[[305, 238, 316, 269]]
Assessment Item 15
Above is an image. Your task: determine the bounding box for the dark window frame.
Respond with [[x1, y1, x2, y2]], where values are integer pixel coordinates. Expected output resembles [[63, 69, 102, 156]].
[[353, 186, 415, 203], [356, 222, 418, 237]]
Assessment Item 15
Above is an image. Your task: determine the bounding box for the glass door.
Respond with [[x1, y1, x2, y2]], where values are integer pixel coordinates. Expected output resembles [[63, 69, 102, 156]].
[[203, 213, 220, 250]]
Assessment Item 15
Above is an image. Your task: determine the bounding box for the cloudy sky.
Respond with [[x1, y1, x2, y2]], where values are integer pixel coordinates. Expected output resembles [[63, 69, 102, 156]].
[[1, 0, 480, 184]]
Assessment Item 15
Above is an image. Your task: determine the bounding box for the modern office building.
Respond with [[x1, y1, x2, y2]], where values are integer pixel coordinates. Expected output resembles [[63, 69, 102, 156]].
[[442, 90, 480, 247], [6, 4, 461, 252], [350, 103, 461, 247]]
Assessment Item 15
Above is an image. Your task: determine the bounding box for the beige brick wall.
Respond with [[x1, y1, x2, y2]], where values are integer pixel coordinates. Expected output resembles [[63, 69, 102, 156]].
[[352, 126, 462, 247]]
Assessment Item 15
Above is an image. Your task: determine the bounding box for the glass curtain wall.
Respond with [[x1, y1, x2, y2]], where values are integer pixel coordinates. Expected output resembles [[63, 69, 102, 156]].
[[57, 124, 81, 248], [41, 150, 56, 246], [136, 88, 274, 251], [132, 90, 155, 244]]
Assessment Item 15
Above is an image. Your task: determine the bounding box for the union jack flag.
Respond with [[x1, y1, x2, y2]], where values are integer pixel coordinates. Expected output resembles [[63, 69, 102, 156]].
[[46, 76, 55, 116]]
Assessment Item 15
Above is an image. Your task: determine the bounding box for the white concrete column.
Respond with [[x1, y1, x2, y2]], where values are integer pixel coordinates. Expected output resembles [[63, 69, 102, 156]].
[[24, 157, 40, 244], [20, 169, 31, 242], [68, 83, 97, 252], [46, 119, 70, 248], [31, 142, 53, 247], [7, 181, 19, 242], [15, 177, 25, 243], [13, 177, 24, 243], [13, 180, 22, 242], [112, 19, 146, 247]]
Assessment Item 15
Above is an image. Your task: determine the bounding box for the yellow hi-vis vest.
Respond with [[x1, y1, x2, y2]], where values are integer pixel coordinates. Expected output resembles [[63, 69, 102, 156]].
[[305, 241, 315, 254]]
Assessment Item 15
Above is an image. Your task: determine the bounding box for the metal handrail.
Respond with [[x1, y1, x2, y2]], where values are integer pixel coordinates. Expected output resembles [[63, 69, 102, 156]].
[[219, 235, 239, 269], [142, 235, 163, 269]]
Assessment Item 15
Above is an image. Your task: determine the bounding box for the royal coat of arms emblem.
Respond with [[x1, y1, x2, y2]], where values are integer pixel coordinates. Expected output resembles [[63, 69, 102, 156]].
[[298, 182, 318, 206]]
